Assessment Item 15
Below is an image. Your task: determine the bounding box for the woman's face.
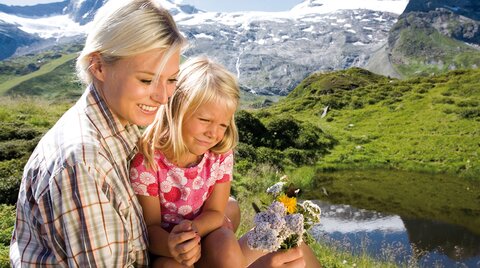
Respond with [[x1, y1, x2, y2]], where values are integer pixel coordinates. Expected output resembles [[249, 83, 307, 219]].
[[99, 49, 180, 127]]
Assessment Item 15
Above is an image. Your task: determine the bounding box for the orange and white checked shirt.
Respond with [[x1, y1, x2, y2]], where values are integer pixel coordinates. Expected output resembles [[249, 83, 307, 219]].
[[10, 85, 149, 267]]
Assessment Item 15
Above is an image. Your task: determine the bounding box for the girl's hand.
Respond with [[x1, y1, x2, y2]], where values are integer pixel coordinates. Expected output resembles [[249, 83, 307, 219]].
[[168, 220, 202, 266]]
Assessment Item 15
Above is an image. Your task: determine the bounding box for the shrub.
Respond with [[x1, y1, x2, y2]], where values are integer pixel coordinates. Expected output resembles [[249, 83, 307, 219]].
[[284, 148, 319, 166], [458, 108, 480, 119], [0, 205, 15, 268], [0, 205, 15, 244], [235, 143, 257, 162], [0, 139, 38, 161], [432, 97, 455, 105], [235, 110, 268, 147], [0, 158, 25, 204], [456, 100, 479, 107], [295, 125, 318, 149], [255, 147, 285, 169], [265, 116, 300, 150]]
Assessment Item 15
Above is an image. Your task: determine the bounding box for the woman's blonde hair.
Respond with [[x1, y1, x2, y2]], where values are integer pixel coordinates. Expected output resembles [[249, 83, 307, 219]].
[[76, 0, 186, 85], [139, 56, 240, 170]]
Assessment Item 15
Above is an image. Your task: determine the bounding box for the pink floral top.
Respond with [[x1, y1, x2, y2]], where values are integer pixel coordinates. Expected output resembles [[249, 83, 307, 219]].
[[129, 150, 233, 232]]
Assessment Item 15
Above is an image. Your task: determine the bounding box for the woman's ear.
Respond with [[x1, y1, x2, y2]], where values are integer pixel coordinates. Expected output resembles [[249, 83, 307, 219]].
[[89, 53, 106, 82]]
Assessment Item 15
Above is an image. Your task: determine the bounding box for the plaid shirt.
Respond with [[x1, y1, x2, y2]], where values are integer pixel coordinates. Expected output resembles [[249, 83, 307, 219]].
[[10, 85, 150, 267]]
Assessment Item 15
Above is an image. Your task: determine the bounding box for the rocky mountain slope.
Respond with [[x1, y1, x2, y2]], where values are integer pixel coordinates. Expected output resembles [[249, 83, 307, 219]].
[[0, 21, 40, 60], [0, 0, 409, 95], [181, 9, 399, 95], [384, 0, 480, 77], [3, 0, 480, 95]]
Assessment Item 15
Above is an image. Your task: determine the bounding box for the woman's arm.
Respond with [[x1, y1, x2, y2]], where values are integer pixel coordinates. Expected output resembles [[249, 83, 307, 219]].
[[136, 195, 173, 256], [48, 163, 141, 266], [192, 181, 231, 237]]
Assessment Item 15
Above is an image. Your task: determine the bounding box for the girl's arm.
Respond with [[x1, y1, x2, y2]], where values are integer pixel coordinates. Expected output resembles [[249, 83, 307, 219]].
[[137, 195, 199, 258], [192, 181, 231, 237]]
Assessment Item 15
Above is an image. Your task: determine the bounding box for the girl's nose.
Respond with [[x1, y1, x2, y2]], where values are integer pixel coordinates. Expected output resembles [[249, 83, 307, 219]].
[[206, 126, 217, 139]]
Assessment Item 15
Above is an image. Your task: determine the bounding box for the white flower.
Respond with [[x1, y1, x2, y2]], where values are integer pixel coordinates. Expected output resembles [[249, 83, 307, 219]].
[[300, 200, 321, 223], [160, 180, 172, 193], [169, 170, 187, 185], [192, 177, 204, 190], [181, 187, 191, 201], [131, 182, 146, 194], [178, 205, 192, 216], [139, 172, 156, 185], [130, 168, 138, 180], [248, 180, 322, 253], [163, 213, 181, 224], [266, 182, 286, 196], [206, 175, 216, 187], [164, 202, 177, 212]]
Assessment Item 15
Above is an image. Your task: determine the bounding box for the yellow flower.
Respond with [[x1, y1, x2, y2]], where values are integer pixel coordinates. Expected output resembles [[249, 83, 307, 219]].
[[278, 194, 297, 214]]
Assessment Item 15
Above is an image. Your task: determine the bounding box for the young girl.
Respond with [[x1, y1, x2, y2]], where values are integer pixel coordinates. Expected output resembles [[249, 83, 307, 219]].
[[130, 56, 245, 267]]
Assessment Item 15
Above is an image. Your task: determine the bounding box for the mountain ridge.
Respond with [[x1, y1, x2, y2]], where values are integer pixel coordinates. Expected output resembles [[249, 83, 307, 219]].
[[0, 0, 408, 95], [1, 0, 480, 96], [0, 1, 68, 17]]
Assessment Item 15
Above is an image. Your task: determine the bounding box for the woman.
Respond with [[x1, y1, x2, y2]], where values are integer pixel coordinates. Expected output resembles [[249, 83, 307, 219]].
[[10, 0, 185, 266], [10, 0, 315, 266]]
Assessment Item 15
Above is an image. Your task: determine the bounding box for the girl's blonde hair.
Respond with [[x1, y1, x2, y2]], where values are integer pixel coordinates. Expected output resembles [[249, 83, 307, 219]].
[[76, 0, 186, 85], [139, 56, 240, 169]]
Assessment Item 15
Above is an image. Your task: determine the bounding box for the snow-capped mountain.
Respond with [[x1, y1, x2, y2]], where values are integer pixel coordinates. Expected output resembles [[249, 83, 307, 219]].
[[404, 0, 480, 21], [0, 0, 410, 95]]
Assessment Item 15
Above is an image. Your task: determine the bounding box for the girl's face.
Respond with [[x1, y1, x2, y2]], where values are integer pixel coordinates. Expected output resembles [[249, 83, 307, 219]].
[[99, 49, 180, 127], [182, 100, 235, 161]]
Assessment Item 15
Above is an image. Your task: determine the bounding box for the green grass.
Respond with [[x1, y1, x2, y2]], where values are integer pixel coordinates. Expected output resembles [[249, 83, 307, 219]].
[[259, 68, 480, 179], [0, 53, 78, 96], [0, 97, 72, 204], [0, 204, 15, 268], [391, 26, 480, 78]]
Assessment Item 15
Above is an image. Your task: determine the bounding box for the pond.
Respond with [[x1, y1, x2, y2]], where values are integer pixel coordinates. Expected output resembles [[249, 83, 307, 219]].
[[305, 169, 480, 267], [311, 201, 480, 267]]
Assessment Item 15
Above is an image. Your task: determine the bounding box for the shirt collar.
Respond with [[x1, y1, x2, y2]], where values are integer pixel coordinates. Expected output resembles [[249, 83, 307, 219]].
[[84, 84, 140, 160]]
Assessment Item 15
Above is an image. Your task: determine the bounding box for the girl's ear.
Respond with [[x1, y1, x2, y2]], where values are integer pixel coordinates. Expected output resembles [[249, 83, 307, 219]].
[[89, 53, 106, 82]]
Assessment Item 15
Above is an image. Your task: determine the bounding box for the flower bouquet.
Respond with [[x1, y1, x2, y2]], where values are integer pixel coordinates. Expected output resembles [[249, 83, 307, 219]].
[[246, 176, 321, 252]]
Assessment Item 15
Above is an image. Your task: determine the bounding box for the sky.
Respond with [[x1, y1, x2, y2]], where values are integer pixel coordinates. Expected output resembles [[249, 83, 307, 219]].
[[0, 0, 304, 12]]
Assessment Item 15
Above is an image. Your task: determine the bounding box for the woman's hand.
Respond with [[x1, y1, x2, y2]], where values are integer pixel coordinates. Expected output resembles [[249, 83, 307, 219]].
[[250, 247, 306, 268], [168, 220, 201, 266]]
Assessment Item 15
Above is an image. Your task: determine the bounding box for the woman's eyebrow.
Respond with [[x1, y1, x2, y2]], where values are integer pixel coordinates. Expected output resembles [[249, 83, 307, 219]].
[[169, 69, 180, 77]]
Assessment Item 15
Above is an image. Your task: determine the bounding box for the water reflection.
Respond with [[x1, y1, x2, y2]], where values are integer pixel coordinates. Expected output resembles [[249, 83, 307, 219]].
[[311, 201, 480, 267], [403, 218, 480, 262]]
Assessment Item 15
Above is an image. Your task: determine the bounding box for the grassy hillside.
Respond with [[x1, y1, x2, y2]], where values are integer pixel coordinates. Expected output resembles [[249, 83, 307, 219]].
[[1, 54, 82, 101], [389, 13, 480, 78], [0, 42, 82, 90], [260, 68, 480, 179], [0, 97, 72, 205], [392, 28, 480, 77]]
